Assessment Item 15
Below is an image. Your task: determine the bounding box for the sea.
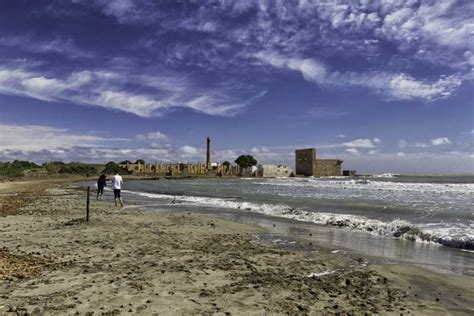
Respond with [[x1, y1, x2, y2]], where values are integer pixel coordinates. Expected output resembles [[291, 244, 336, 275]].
[[93, 174, 474, 275]]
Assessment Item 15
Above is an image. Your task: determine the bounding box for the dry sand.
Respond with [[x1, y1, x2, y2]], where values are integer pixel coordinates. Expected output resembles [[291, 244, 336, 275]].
[[0, 180, 473, 315]]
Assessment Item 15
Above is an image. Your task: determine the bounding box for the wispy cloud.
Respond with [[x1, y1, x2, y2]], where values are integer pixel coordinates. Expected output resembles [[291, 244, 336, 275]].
[[253, 53, 464, 101], [254, 52, 327, 84], [0, 67, 265, 117], [0, 0, 471, 117], [0, 123, 125, 150]]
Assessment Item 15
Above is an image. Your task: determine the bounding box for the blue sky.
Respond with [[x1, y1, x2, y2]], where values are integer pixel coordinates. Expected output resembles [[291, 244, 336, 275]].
[[0, 0, 473, 173]]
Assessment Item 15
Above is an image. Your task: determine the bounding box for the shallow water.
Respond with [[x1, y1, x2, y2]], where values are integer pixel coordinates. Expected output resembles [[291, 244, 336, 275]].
[[122, 176, 474, 248], [85, 175, 474, 273]]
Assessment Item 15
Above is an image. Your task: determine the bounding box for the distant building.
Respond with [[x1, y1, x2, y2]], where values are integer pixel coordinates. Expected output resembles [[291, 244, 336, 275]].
[[295, 148, 316, 176], [257, 164, 293, 177], [295, 148, 343, 177], [343, 170, 357, 176]]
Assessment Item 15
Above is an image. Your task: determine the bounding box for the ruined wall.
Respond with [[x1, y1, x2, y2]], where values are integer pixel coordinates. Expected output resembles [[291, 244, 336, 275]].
[[314, 159, 342, 177], [119, 162, 240, 176], [295, 148, 316, 176], [257, 165, 293, 177]]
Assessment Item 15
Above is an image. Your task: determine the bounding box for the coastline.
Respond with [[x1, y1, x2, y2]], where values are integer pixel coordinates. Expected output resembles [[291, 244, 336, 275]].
[[1, 180, 473, 315]]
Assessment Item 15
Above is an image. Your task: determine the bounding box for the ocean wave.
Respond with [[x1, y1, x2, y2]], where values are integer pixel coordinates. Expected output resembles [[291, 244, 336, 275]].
[[371, 173, 400, 178], [254, 177, 474, 195], [124, 190, 474, 251]]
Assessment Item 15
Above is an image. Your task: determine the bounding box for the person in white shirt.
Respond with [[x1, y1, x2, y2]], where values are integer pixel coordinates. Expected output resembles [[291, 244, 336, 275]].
[[111, 173, 124, 207]]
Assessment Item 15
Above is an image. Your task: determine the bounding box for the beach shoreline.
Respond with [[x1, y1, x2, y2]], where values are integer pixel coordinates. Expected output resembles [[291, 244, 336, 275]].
[[1, 180, 473, 315]]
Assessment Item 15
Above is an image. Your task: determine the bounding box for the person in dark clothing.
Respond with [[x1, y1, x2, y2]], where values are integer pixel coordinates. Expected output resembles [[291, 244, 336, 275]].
[[97, 174, 107, 200]]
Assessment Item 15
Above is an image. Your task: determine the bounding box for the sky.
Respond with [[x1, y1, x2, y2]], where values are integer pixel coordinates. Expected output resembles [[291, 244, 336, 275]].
[[0, 0, 473, 174]]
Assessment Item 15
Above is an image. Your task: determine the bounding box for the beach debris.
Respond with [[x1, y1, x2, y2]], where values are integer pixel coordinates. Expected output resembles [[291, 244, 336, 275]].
[[308, 270, 337, 278]]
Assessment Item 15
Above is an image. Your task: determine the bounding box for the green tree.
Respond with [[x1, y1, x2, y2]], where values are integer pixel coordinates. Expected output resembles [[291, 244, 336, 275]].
[[234, 155, 257, 168], [119, 160, 132, 164], [222, 161, 231, 167], [135, 159, 146, 164]]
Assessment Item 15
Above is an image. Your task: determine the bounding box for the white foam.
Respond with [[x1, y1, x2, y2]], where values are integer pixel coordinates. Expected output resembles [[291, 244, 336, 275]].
[[371, 173, 400, 178], [123, 189, 473, 250], [255, 177, 474, 195]]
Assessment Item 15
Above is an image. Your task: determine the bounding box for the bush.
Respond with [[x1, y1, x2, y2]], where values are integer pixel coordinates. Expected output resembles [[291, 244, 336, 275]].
[[43, 161, 64, 174], [102, 161, 128, 175], [0, 160, 41, 178], [59, 162, 97, 175]]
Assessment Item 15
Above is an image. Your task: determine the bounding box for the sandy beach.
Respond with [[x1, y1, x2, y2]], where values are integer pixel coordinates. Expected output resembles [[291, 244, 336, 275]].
[[1, 179, 473, 315]]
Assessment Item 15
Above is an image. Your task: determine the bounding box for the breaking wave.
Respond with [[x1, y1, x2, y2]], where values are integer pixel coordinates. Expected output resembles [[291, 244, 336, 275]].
[[124, 190, 474, 251]]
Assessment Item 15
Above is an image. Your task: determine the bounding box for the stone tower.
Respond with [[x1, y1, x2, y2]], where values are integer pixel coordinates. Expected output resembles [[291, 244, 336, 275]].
[[206, 137, 211, 168]]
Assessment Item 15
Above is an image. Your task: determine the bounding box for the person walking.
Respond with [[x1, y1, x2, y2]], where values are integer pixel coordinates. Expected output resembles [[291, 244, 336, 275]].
[[97, 174, 107, 200], [111, 172, 124, 207]]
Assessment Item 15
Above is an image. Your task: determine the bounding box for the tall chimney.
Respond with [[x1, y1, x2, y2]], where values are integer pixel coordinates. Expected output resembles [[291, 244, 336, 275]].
[[206, 136, 211, 168]]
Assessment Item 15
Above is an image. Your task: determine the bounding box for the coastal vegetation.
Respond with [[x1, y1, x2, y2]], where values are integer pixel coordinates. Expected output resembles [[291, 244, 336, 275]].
[[0, 160, 128, 179], [102, 162, 129, 175], [234, 155, 257, 169], [0, 160, 43, 178]]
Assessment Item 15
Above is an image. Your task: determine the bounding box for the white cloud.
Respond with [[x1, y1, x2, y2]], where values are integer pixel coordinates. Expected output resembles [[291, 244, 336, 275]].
[[136, 131, 168, 141], [396, 152, 406, 157], [373, 138, 381, 144], [329, 71, 463, 101], [368, 150, 379, 155], [431, 137, 451, 146], [343, 139, 376, 148], [346, 148, 360, 156], [250, 147, 260, 154], [147, 131, 168, 141], [379, 1, 474, 52], [178, 145, 200, 156], [254, 51, 327, 84], [388, 74, 462, 101], [398, 139, 407, 148], [214, 149, 240, 161], [337, 134, 346, 138]]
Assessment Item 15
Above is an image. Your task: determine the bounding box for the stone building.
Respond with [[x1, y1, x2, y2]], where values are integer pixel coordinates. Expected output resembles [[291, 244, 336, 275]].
[[295, 148, 343, 177], [295, 148, 316, 176]]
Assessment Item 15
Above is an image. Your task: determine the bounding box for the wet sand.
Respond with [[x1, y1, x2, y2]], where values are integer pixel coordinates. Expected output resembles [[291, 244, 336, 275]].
[[0, 180, 473, 315]]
